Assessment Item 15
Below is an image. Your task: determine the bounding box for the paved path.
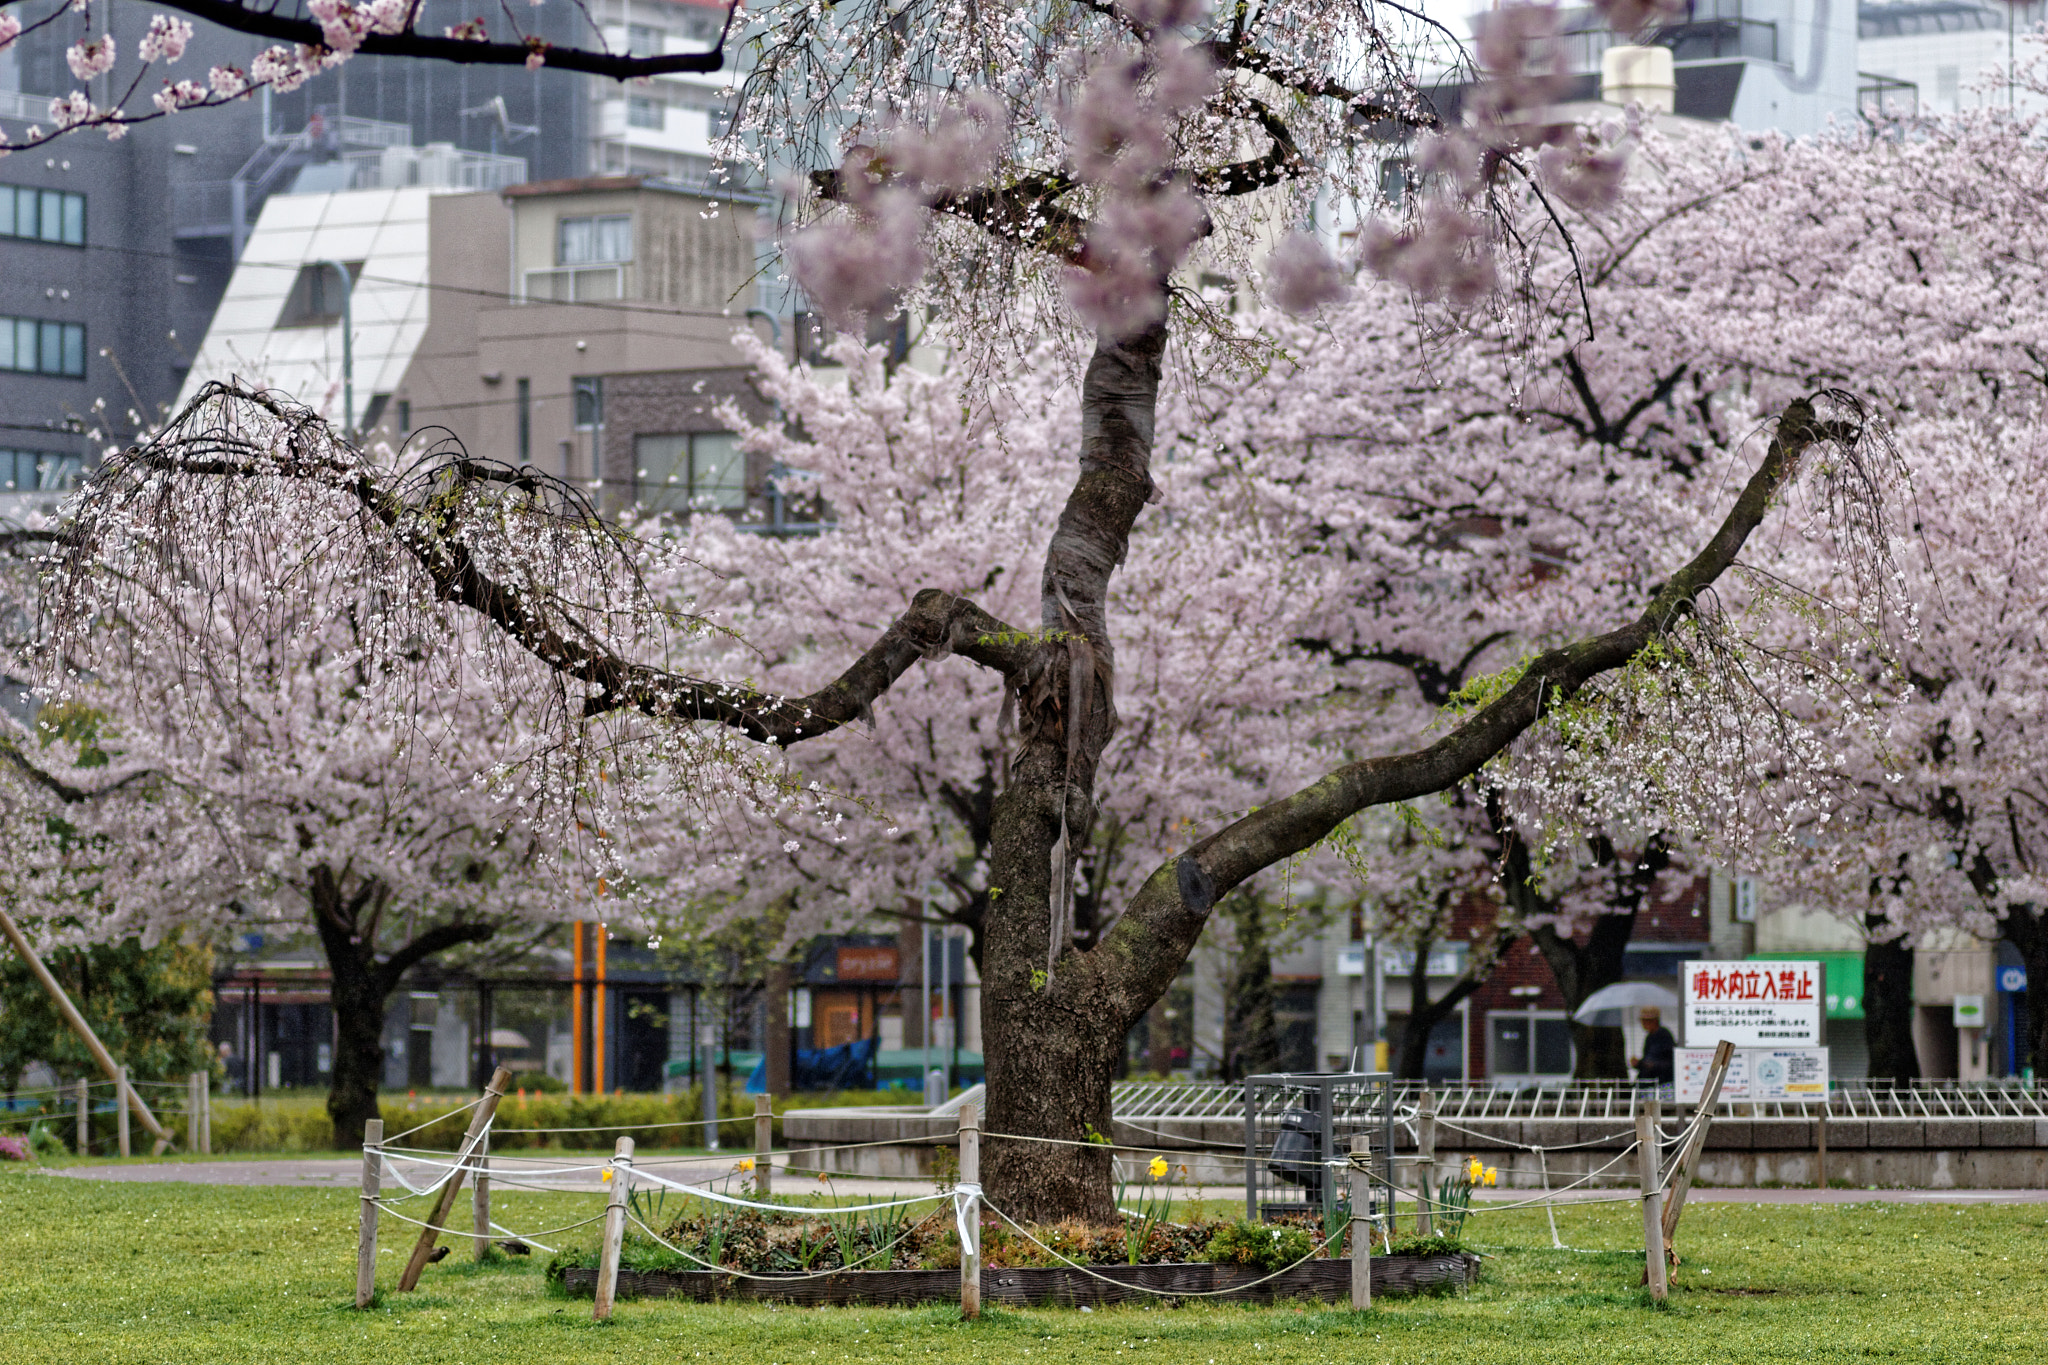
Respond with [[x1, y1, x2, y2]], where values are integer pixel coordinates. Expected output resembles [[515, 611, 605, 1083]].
[[53, 1159, 2048, 1204]]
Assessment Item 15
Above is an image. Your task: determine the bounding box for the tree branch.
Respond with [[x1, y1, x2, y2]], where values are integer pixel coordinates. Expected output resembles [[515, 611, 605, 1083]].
[[1100, 395, 1852, 999], [373, 919, 499, 997], [153, 0, 729, 78]]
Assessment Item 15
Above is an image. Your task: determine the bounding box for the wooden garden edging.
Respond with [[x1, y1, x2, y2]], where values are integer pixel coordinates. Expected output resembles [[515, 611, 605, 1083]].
[[560, 1252, 1479, 1308]]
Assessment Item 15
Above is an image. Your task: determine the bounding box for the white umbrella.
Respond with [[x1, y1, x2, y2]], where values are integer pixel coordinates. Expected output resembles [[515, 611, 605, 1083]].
[[1572, 981, 1679, 1026]]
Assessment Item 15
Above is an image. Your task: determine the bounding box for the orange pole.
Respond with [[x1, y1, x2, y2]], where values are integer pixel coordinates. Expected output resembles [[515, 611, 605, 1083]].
[[572, 921, 586, 1095], [593, 923, 608, 1094]]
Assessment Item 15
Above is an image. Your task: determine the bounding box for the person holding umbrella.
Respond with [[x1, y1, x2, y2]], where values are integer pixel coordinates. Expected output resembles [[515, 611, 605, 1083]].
[[1633, 1007, 1676, 1087]]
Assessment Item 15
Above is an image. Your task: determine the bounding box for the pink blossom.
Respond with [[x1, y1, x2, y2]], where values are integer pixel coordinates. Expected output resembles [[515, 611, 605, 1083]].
[[139, 14, 193, 63], [0, 14, 22, 53], [786, 188, 927, 324], [67, 35, 117, 81], [48, 92, 93, 130], [154, 79, 209, 114], [1357, 202, 1496, 306], [1538, 133, 1628, 212], [1121, 0, 1206, 26], [882, 92, 1006, 193], [526, 43, 548, 70], [209, 65, 249, 98], [1262, 231, 1350, 316]]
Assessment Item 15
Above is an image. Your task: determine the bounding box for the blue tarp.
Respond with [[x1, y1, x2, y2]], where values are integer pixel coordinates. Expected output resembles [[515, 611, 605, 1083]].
[[745, 1036, 878, 1094]]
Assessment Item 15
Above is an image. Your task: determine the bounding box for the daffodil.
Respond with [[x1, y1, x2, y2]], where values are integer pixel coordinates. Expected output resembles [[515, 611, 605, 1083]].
[[817, 1170, 831, 1182], [1148, 1156, 1170, 1180], [1467, 1158, 1483, 1182], [737, 1157, 756, 1173], [600, 1170, 613, 1182], [1483, 1167, 1498, 1187]]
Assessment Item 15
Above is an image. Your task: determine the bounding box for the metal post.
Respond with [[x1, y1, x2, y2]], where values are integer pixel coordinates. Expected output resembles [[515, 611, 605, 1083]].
[[1349, 1136, 1371, 1310], [702, 1004, 720, 1150], [940, 925, 953, 1094], [753, 1094, 774, 1201], [958, 1102, 981, 1319], [593, 1135, 636, 1321], [920, 922, 931, 1104], [316, 259, 355, 436], [1816, 1103, 1829, 1189], [1637, 1096, 1668, 1302], [356, 1118, 383, 1308], [1417, 1090, 1436, 1237], [201, 1073, 211, 1155]]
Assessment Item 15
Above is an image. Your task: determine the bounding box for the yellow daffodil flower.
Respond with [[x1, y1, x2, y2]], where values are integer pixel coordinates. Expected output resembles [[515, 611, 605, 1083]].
[[600, 1170, 613, 1182], [1467, 1158, 1484, 1182], [737, 1157, 756, 1173], [1484, 1167, 1498, 1187], [1148, 1156, 1170, 1179]]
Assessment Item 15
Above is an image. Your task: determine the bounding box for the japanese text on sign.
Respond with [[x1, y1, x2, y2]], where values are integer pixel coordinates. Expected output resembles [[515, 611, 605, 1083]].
[[1683, 959, 1822, 1047]]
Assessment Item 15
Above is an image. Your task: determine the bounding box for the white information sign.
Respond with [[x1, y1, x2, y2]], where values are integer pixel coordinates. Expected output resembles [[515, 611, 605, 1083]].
[[1676, 1047, 1830, 1101], [1682, 960, 1822, 1047]]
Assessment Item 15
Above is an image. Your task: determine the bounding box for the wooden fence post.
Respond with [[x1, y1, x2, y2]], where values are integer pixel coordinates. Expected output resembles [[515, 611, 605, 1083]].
[[116, 1065, 131, 1158], [593, 1135, 636, 1322], [188, 1072, 202, 1154], [398, 1066, 511, 1292], [1637, 1096, 1668, 1303], [1662, 1039, 1733, 1254], [1416, 1090, 1436, 1237], [201, 1075, 212, 1155], [75, 1076, 88, 1156], [473, 1129, 492, 1261], [958, 1102, 981, 1320], [1350, 1136, 1372, 1310], [356, 1118, 383, 1308], [754, 1094, 774, 1202]]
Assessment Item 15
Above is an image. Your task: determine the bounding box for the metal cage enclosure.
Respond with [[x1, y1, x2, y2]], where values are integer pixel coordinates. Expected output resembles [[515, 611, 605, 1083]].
[[1242, 1069, 1395, 1229]]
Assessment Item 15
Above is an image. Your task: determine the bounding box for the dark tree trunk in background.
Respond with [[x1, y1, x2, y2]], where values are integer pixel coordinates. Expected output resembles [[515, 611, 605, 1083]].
[[1863, 914, 1919, 1083], [764, 960, 793, 1097], [1223, 895, 1279, 1079], [308, 864, 497, 1149]]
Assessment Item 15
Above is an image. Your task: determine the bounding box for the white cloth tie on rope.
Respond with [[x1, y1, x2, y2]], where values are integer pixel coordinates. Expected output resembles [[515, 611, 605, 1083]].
[[952, 1182, 983, 1247]]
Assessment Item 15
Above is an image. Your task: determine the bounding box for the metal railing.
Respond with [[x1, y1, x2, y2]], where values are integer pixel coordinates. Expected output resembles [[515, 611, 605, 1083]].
[[1108, 1077, 2047, 1122], [0, 88, 50, 122], [522, 264, 627, 303], [338, 145, 527, 193]]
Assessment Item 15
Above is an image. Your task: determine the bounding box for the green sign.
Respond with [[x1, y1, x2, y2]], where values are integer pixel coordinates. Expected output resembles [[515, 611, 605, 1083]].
[[1750, 952, 1863, 1019]]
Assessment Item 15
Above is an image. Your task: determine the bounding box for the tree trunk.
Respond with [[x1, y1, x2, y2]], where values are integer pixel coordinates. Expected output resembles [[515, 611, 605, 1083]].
[[1145, 997, 1173, 1077], [764, 960, 793, 1097], [1531, 918, 1637, 1080], [1223, 896, 1279, 1079], [307, 863, 498, 1149], [981, 322, 1171, 1224], [1863, 915, 1919, 1083]]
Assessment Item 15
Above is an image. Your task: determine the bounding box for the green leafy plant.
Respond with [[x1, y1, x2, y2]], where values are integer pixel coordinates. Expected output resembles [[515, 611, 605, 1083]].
[[1114, 1155, 1181, 1264], [1203, 1219, 1314, 1272]]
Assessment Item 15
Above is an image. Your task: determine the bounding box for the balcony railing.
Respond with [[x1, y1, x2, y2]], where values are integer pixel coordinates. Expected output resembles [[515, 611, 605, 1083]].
[[338, 144, 527, 192]]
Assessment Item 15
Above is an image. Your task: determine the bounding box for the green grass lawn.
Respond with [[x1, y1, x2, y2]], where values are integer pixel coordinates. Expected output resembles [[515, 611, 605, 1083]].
[[3, 1166, 2043, 1364]]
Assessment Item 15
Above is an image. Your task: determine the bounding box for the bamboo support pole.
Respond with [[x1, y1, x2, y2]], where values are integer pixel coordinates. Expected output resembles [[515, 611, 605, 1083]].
[[1637, 1096, 1668, 1303], [398, 1066, 510, 1292], [958, 1102, 981, 1320], [473, 1130, 492, 1262], [0, 904, 171, 1146], [356, 1118, 383, 1308], [1350, 1137, 1372, 1310], [754, 1094, 774, 1201], [593, 1135, 635, 1322]]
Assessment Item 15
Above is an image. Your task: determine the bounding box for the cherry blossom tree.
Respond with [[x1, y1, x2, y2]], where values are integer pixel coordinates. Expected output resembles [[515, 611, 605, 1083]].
[[35, 0, 1921, 1223], [0, 438, 685, 1146]]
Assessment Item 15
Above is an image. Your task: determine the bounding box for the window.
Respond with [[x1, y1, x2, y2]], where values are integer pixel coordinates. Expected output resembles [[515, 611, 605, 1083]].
[[634, 431, 747, 513], [572, 376, 604, 429], [627, 22, 662, 55], [557, 214, 632, 265], [276, 261, 360, 328], [627, 95, 665, 129], [0, 448, 84, 492], [0, 317, 86, 377], [0, 186, 86, 245], [1488, 1011, 1575, 1080]]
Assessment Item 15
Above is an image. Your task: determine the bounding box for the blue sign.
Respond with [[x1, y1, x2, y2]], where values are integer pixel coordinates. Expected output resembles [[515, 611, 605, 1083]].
[[1998, 966, 2027, 993]]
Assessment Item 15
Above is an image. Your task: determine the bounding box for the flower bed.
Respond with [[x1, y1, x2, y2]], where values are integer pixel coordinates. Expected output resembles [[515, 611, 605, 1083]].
[[547, 1204, 1480, 1308]]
